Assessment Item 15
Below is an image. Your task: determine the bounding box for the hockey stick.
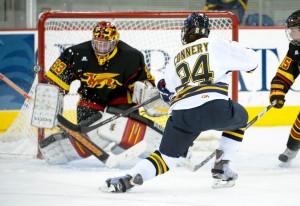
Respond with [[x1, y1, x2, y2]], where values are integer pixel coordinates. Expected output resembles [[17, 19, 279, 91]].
[[0, 74, 111, 163], [56, 95, 162, 166], [0, 72, 33, 100], [57, 94, 161, 133], [58, 123, 147, 168], [0, 74, 149, 167], [180, 100, 277, 172]]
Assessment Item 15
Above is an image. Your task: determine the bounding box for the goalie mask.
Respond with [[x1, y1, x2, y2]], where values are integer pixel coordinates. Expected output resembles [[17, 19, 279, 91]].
[[285, 10, 300, 46], [92, 21, 120, 57], [181, 12, 210, 45]]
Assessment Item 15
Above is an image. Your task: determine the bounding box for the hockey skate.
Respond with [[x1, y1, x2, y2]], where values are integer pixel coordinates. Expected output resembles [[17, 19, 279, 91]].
[[278, 147, 299, 162], [211, 149, 238, 189], [100, 174, 143, 193]]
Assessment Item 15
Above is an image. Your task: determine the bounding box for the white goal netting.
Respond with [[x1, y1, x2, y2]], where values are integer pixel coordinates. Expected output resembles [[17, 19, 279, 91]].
[[0, 11, 238, 157]]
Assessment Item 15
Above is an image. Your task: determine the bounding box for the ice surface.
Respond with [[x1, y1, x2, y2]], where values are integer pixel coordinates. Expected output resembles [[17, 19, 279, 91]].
[[0, 126, 299, 206]]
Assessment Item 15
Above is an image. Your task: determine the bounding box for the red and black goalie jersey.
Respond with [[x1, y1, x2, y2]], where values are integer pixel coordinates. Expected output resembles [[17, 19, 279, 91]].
[[45, 40, 154, 110]]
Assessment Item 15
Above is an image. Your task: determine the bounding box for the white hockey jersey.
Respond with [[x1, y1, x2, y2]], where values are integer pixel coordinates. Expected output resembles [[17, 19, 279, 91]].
[[164, 37, 258, 112]]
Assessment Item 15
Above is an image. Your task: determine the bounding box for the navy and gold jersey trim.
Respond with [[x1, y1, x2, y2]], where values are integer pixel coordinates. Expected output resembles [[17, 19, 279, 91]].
[[146, 150, 169, 176], [170, 83, 229, 106], [222, 127, 246, 142]]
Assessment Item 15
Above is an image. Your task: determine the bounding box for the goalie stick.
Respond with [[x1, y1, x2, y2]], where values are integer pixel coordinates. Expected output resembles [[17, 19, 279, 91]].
[[57, 94, 161, 133], [0, 73, 110, 163], [180, 100, 277, 172], [57, 123, 147, 168], [0, 72, 33, 100]]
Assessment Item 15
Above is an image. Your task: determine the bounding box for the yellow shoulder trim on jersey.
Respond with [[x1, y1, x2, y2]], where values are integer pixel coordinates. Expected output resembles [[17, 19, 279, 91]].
[[46, 71, 70, 91]]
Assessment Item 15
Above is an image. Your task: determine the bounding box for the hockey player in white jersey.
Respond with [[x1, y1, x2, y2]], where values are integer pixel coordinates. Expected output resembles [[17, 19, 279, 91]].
[[101, 12, 258, 192]]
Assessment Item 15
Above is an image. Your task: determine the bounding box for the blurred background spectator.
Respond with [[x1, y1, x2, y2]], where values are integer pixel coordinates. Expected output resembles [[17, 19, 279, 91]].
[[204, 0, 248, 25], [0, 0, 298, 28]]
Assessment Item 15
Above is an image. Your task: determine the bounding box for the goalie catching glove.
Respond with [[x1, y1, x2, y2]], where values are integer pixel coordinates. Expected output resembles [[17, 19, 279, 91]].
[[132, 81, 169, 117], [269, 76, 290, 108]]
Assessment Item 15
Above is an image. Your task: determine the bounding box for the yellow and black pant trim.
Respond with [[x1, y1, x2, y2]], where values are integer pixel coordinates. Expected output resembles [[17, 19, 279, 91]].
[[146, 150, 169, 176], [222, 128, 245, 142]]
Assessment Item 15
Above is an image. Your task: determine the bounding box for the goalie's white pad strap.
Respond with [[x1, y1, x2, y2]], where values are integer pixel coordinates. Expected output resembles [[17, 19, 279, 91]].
[[31, 83, 63, 129], [132, 81, 169, 117]]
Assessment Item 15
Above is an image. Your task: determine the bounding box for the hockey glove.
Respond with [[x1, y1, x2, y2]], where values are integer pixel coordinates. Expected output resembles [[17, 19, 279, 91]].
[[157, 79, 174, 103], [269, 79, 288, 108]]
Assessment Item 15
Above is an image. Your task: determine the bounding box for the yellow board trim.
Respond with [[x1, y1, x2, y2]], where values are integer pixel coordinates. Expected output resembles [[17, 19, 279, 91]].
[[246, 106, 299, 126], [1, 106, 299, 133], [0, 110, 19, 133]]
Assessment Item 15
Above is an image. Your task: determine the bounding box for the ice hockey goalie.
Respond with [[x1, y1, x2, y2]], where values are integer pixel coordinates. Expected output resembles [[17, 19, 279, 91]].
[[39, 107, 163, 166]]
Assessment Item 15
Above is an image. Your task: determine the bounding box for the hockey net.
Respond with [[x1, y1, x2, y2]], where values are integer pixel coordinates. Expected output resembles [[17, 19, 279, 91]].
[[0, 11, 238, 157]]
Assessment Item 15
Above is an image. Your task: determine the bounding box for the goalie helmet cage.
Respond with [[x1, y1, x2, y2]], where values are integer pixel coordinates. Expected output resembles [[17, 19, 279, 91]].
[[0, 11, 238, 158]]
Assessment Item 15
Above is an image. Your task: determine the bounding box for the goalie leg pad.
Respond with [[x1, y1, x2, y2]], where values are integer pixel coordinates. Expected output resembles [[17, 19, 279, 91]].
[[66, 135, 91, 158], [39, 132, 85, 164], [97, 111, 162, 157], [39, 130, 112, 164]]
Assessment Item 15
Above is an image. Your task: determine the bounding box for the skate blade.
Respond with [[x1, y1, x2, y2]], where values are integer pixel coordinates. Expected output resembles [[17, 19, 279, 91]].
[[212, 179, 235, 189]]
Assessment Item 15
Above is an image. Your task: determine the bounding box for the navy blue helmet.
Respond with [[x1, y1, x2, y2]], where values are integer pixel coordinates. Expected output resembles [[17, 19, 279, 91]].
[[181, 12, 210, 45]]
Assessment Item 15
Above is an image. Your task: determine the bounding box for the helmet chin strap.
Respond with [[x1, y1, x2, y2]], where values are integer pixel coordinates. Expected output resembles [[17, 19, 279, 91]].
[[95, 47, 118, 65]]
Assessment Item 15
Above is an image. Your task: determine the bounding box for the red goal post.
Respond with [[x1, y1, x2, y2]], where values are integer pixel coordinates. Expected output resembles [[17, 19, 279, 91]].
[[0, 11, 239, 158]]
